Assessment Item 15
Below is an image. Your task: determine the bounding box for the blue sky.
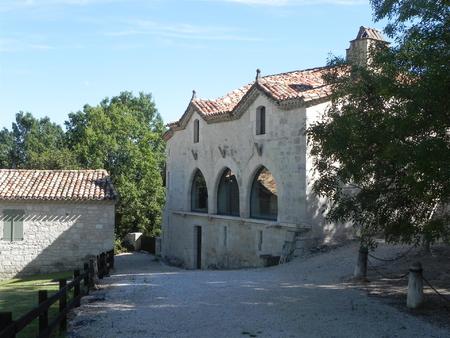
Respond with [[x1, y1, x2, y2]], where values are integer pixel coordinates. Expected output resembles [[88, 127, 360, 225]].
[[0, 0, 382, 129]]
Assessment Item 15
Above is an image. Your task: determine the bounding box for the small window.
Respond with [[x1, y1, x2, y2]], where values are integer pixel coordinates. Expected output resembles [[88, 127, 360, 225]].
[[217, 168, 240, 216], [258, 230, 263, 251], [191, 169, 208, 213], [256, 106, 266, 135], [2, 210, 24, 241], [194, 119, 199, 143], [250, 167, 278, 220]]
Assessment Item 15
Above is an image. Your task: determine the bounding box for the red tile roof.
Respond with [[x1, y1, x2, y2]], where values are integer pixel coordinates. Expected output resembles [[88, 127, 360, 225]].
[[193, 66, 331, 116], [0, 169, 117, 201], [165, 66, 335, 138]]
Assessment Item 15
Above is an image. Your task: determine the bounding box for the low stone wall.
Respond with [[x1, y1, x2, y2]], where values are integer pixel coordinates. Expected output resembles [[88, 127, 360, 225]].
[[162, 211, 311, 269], [0, 200, 115, 280]]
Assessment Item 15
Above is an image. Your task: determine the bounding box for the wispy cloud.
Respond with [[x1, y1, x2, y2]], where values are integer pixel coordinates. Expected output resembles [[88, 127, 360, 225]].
[[0, 37, 53, 52], [104, 19, 263, 42]]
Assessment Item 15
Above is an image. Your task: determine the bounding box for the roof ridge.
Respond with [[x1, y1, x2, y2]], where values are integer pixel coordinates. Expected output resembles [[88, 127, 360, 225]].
[[260, 65, 332, 80]]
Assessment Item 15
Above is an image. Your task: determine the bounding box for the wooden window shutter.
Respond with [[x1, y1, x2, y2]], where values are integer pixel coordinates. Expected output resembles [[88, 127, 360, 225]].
[[13, 211, 24, 241], [3, 212, 13, 241]]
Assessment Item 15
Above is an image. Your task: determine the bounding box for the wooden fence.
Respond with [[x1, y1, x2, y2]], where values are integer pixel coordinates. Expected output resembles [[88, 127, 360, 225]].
[[0, 249, 114, 338]]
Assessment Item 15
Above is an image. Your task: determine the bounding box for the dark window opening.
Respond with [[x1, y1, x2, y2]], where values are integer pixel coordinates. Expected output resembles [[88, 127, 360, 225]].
[[194, 119, 199, 143], [217, 168, 240, 216], [191, 169, 208, 213], [256, 106, 266, 135], [250, 167, 278, 221]]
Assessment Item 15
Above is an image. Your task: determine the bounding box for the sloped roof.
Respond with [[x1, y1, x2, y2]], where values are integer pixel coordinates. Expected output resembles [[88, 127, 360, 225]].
[[166, 66, 333, 136], [0, 169, 117, 201], [355, 26, 384, 41]]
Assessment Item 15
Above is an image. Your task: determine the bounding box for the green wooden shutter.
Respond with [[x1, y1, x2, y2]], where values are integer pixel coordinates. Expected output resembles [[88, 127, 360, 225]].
[[3, 210, 24, 241], [12, 211, 24, 241], [3, 212, 13, 241]]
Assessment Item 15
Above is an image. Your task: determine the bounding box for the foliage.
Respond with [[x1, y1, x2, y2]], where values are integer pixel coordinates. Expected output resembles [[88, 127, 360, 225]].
[[307, 0, 450, 247], [66, 92, 166, 238], [0, 112, 78, 169]]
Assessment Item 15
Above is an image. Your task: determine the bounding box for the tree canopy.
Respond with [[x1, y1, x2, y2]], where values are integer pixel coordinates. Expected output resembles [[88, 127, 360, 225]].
[[0, 92, 166, 238], [307, 0, 450, 247]]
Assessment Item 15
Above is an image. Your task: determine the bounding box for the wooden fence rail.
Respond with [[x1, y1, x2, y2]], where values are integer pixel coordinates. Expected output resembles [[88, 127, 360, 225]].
[[0, 249, 114, 338]]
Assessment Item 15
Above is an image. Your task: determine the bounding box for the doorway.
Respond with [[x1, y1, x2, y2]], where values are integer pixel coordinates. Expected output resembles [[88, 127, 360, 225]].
[[194, 226, 202, 269]]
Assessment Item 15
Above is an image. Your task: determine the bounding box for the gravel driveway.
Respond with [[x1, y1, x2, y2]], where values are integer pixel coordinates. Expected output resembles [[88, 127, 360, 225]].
[[68, 243, 449, 338]]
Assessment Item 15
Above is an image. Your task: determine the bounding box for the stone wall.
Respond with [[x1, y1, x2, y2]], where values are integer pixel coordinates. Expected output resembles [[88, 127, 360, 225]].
[[0, 200, 115, 280], [162, 92, 354, 269]]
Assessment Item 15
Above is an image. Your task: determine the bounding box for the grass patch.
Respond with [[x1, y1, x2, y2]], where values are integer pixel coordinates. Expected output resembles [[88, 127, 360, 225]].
[[0, 271, 73, 338]]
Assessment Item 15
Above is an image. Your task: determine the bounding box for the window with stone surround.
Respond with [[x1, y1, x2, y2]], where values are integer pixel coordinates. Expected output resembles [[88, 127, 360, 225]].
[[194, 119, 199, 143], [191, 169, 208, 213], [256, 106, 266, 135], [250, 167, 278, 220], [2, 209, 24, 241], [217, 168, 240, 216]]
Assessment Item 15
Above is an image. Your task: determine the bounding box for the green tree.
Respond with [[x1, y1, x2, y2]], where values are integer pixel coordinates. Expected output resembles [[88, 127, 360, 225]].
[[66, 91, 165, 238], [0, 112, 77, 169], [307, 0, 450, 247]]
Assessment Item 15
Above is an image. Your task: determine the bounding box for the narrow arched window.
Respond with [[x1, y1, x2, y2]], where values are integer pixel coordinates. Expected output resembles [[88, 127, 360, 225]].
[[191, 169, 208, 213], [194, 119, 199, 143], [217, 168, 240, 216], [256, 106, 266, 135], [250, 167, 277, 220]]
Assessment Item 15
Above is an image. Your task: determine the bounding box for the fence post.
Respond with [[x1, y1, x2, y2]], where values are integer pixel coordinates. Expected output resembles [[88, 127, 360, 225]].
[[74, 269, 81, 307], [83, 263, 89, 294], [407, 261, 424, 309], [354, 246, 368, 280], [109, 250, 115, 270], [59, 279, 67, 332], [89, 257, 99, 287], [0, 312, 13, 337], [38, 290, 48, 334], [97, 255, 103, 279]]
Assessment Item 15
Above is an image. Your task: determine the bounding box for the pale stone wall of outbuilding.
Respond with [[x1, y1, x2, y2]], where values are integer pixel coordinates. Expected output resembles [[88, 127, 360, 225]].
[[0, 200, 115, 279], [162, 94, 354, 269]]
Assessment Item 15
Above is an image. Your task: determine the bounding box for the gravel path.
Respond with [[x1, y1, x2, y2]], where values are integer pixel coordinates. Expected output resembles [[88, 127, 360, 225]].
[[68, 243, 449, 338]]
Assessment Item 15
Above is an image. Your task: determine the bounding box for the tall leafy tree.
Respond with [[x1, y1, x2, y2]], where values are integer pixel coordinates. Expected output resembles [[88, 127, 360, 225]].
[[66, 91, 165, 238], [307, 0, 449, 247], [0, 112, 77, 169]]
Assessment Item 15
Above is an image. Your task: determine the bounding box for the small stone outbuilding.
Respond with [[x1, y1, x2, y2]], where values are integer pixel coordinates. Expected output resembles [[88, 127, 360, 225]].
[[0, 169, 116, 279]]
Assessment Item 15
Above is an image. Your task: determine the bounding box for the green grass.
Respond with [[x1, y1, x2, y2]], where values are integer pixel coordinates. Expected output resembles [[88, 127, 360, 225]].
[[0, 271, 73, 338]]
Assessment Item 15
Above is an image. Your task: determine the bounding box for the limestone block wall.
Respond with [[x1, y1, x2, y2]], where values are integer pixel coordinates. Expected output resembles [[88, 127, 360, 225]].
[[162, 92, 355, 268], [0, 200, 115, 280], [164, 212, 297, 269]]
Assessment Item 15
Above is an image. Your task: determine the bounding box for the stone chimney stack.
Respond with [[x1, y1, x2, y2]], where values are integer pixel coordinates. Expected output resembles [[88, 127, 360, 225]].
[[346, 26, 386, 66]]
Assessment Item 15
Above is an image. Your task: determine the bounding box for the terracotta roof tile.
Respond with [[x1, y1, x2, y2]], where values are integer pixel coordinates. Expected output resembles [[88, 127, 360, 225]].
[[0, 169, 117, 201], [188, 66, 331, 117]]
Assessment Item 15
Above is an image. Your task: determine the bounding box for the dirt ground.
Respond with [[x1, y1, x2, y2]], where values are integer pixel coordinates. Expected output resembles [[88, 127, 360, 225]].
[[68, 243, 450, 338], [348, 243, 450, 331]]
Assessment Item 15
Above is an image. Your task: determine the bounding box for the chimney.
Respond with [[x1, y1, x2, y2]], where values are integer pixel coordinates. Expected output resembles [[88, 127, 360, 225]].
[[346, 26, 386, 66]]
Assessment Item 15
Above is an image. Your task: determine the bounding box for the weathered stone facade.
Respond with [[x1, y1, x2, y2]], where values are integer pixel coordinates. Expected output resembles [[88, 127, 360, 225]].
[[162, 27, 384, 269], [0, 201, 115, 279]]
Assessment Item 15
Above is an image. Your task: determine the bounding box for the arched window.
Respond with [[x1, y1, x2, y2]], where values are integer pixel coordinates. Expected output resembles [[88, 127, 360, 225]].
[[194, 119, 199, 143], [256, 106, 266, 135], [217, 168, 240, 216], [250, 167, 278, 220], [191, 169, 208, 213]]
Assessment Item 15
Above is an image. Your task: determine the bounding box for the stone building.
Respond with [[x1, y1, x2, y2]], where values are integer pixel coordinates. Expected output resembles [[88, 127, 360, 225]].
[[0, 169, 116, 279], [162, 27, 385, 269]]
